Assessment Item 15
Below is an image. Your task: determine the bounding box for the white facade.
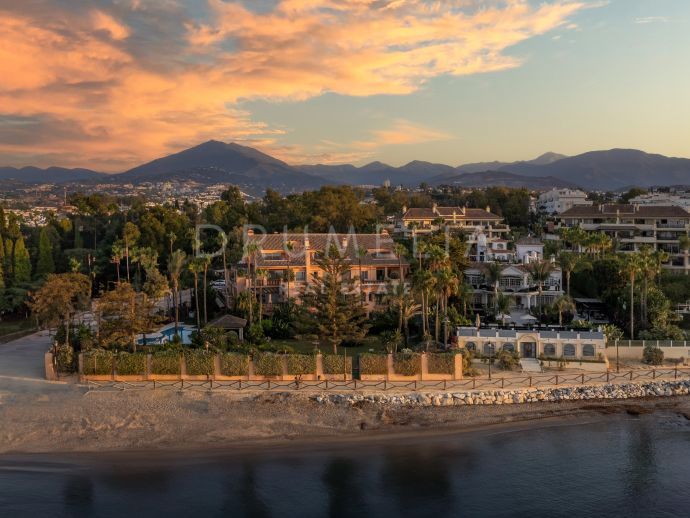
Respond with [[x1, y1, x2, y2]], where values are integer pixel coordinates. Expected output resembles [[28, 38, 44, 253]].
[[538, 189, 592, 214], [515, 238, 545, 264], [629, 192, 690, 211]]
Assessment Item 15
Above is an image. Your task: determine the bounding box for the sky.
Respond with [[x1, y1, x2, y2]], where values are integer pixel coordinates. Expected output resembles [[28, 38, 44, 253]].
[[1, 0, 689, 172]]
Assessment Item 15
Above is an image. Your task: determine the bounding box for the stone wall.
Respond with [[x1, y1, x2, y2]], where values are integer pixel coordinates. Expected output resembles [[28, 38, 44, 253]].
[[311, 380, 690, 406]]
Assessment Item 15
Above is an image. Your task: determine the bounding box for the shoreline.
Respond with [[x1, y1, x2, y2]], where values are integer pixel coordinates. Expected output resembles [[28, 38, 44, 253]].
[[2, 385, 689, 457]]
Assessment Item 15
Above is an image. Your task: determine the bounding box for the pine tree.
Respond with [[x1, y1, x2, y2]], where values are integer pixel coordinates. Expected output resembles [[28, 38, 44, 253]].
[[36, 227, 55, 277], [299, 244, 369, 354], [13, 237, 31, 283]]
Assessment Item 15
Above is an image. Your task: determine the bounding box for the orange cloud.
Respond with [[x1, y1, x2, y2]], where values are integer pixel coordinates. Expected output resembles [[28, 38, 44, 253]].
[[0, 1, 589, 170]]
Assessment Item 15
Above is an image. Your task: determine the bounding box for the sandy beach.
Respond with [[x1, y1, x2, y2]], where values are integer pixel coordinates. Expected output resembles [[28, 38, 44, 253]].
[[2, 380, 690, 455]]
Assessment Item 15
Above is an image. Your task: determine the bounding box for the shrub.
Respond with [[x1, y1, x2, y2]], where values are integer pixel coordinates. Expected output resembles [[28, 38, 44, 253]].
[[496, 350, 520, 371], [643, 345, 664, 366], [82, 350, 114, 376], [254, 353, 284, 376], [286, 354, 316, 375], [322, 355, 352, 375], [184, 350, 215, 376], [116, 352, 146, 376], [151, 351, 181, 375], [359, 354, 388, 375], [55, 345, 75, 373], [393, 353, 421, 376], [427, 353, 456, 375], [220, 353, 249, 376]]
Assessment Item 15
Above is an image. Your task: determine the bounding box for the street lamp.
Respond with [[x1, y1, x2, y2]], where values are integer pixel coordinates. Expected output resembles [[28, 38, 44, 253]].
[[619, 301, 626, 373]]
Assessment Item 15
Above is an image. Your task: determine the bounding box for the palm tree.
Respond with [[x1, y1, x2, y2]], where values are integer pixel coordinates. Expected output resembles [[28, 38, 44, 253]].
[[201, 256, 211, 325], [526, 260, 554, 317], [394, 243, 407, 282], [434, 268, 458, 343], [557, 251, 590, 296], [167, 250, 186, 335], [111, 243, 124, 284], [553, 295, 576, 326], [255, 269, 268, 318], [412, 269, 433, 335], [245, 242, 259, 325], [188, 259, 203, 330], [621, 254, 641, 339], [386, 282, 420, 346], [484, 262, 503, 311], [285, 241, 295, 300], [356, 246, 367, 307], [495, 292, 512, 326], [680, 234, 690, 276]]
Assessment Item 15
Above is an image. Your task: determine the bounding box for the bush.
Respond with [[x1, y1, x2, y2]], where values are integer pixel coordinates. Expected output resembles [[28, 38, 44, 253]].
[[184, 350, 215, 376], [359, 354, 388, 375], [427, 353, 456, 375], [151, 351, 181, 375], [82, 350, 114, 376], [393, 353, 421, 376], [220, 353, 249, 376], [254, 353, 284, 376], [322, 355, 352, 375], [496, 350, 520, 371], [54, 345, 75, 373], [116, 352, 146, 375], [643, 345, 664, 366], [286, 354, 316, 375]]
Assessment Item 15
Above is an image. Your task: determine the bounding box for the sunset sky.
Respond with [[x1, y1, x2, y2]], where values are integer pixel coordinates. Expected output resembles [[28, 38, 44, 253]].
[[1, 0, 689, 171]]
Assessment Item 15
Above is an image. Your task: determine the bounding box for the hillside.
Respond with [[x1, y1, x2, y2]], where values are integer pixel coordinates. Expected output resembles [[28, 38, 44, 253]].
[[429, 170, 578, 189], [0, 166, 105, 184]]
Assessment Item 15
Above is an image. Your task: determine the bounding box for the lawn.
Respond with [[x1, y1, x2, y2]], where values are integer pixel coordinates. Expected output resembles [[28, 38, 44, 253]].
[[269, 335, 386, 355], [0, 319, 37, 343]]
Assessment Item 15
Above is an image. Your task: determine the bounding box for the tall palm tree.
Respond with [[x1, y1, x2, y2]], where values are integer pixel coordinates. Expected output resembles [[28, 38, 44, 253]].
[[255, 269, 268, 318], [680, 234, 690, 276], [553, 295, 576, 326], [167, 250, 186, 335], [434, 268, 458, 343], [201, 256, 211, 325], [393, 242, 407, 282], [621, 254, 641, 339], [484, 262, 503, 311], [245, 242, 259, 325], [386, 282, 420, 346], [356, 246, 367, 307], [285, 241, 295, 300], [111, 243, 124, 284], [526, 260, 554, 317], [496, 292, 512, 326], [188, 259, 203, 330], [557, 251, 590, 296], [412, 269, 433, 335]]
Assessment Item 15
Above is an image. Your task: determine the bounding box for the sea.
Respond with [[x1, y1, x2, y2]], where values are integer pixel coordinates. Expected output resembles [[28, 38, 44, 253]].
[[2, 412, 690, 517]]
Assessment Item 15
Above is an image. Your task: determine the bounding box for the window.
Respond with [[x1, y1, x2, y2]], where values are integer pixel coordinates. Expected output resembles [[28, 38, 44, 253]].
[[295, 271, 306, 281], [465, 342, 476, 351], [544, 343, 556, 356], [582, 344, 595, 357], [563, 344, 576, 357], [502, 343, 515, 353], [483, 343, 495, 356]]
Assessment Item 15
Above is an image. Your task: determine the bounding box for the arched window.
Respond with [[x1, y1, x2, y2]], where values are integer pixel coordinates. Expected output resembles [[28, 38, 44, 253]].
[[544, 343, 556, 357], [465, 342, 477, 351], [582, 344, 595, 357], [563, 343, 576, 357], [483, 343, 494, 356], [502, 343, 515, 353]]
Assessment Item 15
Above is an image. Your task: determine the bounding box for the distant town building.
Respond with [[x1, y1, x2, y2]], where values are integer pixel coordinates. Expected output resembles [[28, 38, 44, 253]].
[[558, 204, 690, 273], [537, 188, 592, 214], [237, 230, 409, 315], [515, 237, 546, 264], [629, 191, 690, 211]]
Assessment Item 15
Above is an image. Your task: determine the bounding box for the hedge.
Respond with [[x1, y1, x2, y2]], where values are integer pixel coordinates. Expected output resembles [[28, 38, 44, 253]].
[[220, 353, 249, 376], [55, 345, 75, 373], [116, 352, 147, 376], [359, 354, 388, 375], [82, 350, 114, 376], [254, 353, 284, 376], [427, 353, 456, 375], [184, 350, 215, 376], [151, 351, 181, 375], [286, 354, 316, 375], [322, 355, 352, 375], [393, 353, 421, 376]]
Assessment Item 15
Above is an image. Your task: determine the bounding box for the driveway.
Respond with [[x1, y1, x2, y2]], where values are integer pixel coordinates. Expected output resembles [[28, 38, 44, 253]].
[[0, 330, 52, 381]]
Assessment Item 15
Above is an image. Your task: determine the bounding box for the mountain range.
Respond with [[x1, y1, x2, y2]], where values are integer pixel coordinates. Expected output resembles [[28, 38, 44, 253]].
[[2, 141, 690, 192]]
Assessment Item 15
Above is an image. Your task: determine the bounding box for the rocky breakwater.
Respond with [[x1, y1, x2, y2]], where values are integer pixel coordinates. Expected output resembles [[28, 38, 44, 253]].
[[310, 380, 690, 407]]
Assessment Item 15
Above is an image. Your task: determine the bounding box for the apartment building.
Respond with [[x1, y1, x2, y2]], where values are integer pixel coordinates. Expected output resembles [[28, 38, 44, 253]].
[[464, 262, 564, 313], [629, 191, 690, 212], [558, 204, 690, 272], [537, 188, 592, 214], [237, 230, 409, 314]]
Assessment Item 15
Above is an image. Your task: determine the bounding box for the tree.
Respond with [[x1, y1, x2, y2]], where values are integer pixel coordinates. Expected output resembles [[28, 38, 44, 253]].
[[434, 267, 459, 343], [553, 295, 576, 326], [30, 273, 91, 349], [12, 237, 31, 283], [385, 282, 420, 346], [621, 254, 641, 339], [36, 227, 55, 278], [484, 262, 503, 311], [167, 250, 186, 335], [123, 221, 140, 283], [679, 234, 690, 276], [525, 260, 554, 318], [111, 242, 124, 284], [496, 292, 512, 326], [98, 282, 158, 351], [299, 244, 369, 353], [188, 258, 204, 330], [557, 251, 590, 296]]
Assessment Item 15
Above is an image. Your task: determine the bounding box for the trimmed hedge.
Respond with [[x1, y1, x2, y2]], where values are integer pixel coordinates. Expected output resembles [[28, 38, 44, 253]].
[[184, 350, 215, 376], [82, 350, 114, 376], [359, 354, 388, 375], [427, 353, 456, 375], [55, 345, 75, 373], [322, 355, 352, 375], [254, 353, 284, 376], [151, 351, 181, 375], [220, 353, 249, 376], [393, 353, 421, 376], [286, 354, 316, 375], [116, 352, 146, 376]]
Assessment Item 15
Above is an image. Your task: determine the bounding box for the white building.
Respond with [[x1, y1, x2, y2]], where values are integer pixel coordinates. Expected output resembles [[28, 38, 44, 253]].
[[629, 192, 690, 212], [537, 189, 592, 214], [515, 237, 545, 264]]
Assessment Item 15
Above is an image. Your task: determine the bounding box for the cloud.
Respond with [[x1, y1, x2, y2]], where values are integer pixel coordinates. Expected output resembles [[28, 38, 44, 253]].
[[634, 16, 669, 25], [0, 0, 589, 170]]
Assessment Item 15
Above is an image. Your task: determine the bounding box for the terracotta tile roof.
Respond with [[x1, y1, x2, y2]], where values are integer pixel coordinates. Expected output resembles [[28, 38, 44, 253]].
[[560, 204, 690, 218], [402, 206, 501, 220]]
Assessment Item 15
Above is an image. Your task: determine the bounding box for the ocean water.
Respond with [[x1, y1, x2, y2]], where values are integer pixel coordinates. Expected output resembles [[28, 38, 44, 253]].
[[2, 413, 690, 517]]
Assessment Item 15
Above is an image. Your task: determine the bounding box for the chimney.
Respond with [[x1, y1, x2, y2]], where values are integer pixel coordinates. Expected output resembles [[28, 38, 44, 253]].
[[341, 237, 348, 249]]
